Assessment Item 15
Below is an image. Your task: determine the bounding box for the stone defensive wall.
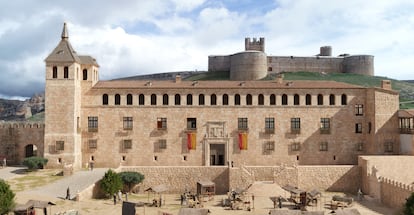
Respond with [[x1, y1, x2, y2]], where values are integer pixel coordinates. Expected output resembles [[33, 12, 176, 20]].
[[117, 165, 360, 195], [0, 121, 45, 165], [359, 156, 414, 211]]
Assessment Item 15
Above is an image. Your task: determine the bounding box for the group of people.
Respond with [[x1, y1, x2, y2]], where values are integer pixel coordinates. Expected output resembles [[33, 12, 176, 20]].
[[113, 190, 128, 205]]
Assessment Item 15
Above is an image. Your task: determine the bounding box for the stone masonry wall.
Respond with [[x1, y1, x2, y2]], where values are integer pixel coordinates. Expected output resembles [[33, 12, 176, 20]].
[[380, 177, 413, 210]]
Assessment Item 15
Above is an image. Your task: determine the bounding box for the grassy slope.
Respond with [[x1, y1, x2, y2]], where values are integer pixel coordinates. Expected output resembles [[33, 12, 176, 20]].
[[189, 71, 414, 109]]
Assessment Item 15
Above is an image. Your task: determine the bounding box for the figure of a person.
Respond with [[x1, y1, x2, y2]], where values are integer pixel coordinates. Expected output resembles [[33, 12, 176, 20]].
[[66, 187, 70, 200], [3, 157, 6, 168], [113, 193, 117, 205], [118, 190, 122, 201]]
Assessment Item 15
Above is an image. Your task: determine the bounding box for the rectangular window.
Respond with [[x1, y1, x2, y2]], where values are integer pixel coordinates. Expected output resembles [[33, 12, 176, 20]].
[[187, 118, 197, 130], [123, 117, 133, 130], [238, 118, 248, 130], [88, 139, 97, 150], [265, 117, 275, 133], [355, 123, 362, 133], [355, 104, 364, 116], [123, 139, 132, 150], [56, 141, 64, 151], [88, 116, 98, 132], [157, 118, 167, 130], [384, 141, 393, 152], [320, 118, 330, 134], [291, 118, 300, 134], [159, 139, 167, 149], [319, 142, 328, 151], [265, 141, 275, 151], [291, 142, 300, 151]]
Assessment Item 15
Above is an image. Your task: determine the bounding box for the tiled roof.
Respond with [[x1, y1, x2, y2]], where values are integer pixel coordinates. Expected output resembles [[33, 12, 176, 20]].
[[79, 56, 99, 67], [45, 23, 81, 63], [93, 79, 364, 90]]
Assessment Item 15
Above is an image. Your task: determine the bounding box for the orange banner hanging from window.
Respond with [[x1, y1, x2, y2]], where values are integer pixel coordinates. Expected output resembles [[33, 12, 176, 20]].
[[238, 132, 248, 150], [187, 133, 196, 150]]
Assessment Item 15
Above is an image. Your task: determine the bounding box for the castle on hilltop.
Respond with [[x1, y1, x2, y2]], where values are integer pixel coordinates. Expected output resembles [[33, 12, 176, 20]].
[[208, 37, 374, 80]]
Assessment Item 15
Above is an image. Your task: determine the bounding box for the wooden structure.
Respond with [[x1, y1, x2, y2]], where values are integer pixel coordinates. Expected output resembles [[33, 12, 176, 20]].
[[196, 180, 215, 201]]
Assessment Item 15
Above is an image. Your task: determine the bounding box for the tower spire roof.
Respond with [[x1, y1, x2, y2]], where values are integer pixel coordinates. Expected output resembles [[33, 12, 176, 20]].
[[61, 22, 69, 39]]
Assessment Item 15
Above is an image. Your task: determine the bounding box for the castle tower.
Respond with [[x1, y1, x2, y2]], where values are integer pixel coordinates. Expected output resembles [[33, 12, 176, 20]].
[[245, 37, 265, 52], [44, 23, 99, 169]]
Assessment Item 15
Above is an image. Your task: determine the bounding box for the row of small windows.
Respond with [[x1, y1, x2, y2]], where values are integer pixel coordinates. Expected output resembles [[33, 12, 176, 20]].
[[102, 93, 349, 106], [88, 116, 368, 134], [52, 66, 90, 80]]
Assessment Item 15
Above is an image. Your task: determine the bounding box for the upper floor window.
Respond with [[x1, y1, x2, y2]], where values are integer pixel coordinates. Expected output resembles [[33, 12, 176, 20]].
[[187, 94, 193, 105], [199, 94, 205, 105], [320, 118, 330, 134], [265, 117, 275, 133], [151, 94, 157, 105], [246, 94, 252, 105], [384, 141, 393, 152], [56, 141, 65, 151], [355, 123, 362, 133], [139, 94, 145, 105], [157, 118, 167, 129], [235, 94, 241, 105], [319, 142, 328, 151], [52, 66, 57, 79], [270, 94, 276, 105], [163, 94, 169, 105], [223, 94, 229, 105], [211, 94, 217, 105], [294, 94, 299, 105], [175, 94, 181, 105], [291, 118, 300, 133], [238, 118, 248, 130], [102, 94, 108, 105], [115, 94, 121, 105], [282, 94, 288, 105], [64, 66, 69, 79], [355, 104, 364, 116], [258, 94, 264, 105], [88, 139, 97, 150], [329, 94, 335, 105], [127, 94, 133, 105], [341, 94, 347, 105], [187, 118, 197, 130], [305, 94, 311, 105], [317, 94, 323, 105], [123, 117, 133, 130], [83, 69, 87, 80], [88, 116, 98, 132]]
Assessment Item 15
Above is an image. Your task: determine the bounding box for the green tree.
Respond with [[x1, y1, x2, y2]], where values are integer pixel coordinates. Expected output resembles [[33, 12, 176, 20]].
[[100, 169, 123, 196], [118, 171, 144, 192], [0, 179, 15, 215], [22, 156, 48, 170], [404, 192, 414, 215]]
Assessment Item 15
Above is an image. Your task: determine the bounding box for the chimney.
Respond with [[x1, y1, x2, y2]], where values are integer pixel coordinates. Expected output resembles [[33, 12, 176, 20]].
[[276, 74, 284, 84], [175, 75, 181, 83], [381, 80, 391, 90]]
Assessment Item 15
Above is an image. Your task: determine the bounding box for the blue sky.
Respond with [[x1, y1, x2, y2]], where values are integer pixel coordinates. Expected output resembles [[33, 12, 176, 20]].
[[0, 0, 414, 99]]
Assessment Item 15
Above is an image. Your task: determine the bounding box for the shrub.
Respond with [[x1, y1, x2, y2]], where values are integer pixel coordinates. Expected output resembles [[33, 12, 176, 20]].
[[0, 179, 15, 214], [22, 156, 48, 170], [404, 192, 414, 215], [100, 169, 123, 196], [118, 171, 144, 192]]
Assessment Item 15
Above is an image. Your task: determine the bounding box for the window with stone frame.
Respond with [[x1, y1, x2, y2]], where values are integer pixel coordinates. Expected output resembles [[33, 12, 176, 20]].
[[291, 118, 301, 134], [264, 141, 275, 152], [56, 141, 64, 151], [158, 139, 167, 149], [157, 118, 167, 130], [123, 139, 132, 150], [187, 118, 197, 130], [355, 104, 364, 116], [319, 142, 328, 151], [320, 118, 330, 134], [123, 117, 133, 130], [291, 142, 300, 151], [238, 118, 248, 130], [64, 66, 69, 79], [355, 123, 362, 133], [53, 66, 58, 78], [265, 117, 275, 133], [88, 116, 98, 132], [384, 141, 393, 152], [88, 139, 97, 150]]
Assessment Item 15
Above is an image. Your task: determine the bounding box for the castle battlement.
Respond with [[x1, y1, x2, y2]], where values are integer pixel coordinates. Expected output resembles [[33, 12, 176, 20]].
[[245, 37, 265, 52], [380, 176, 414, 192], [0, 121, 44, 129]]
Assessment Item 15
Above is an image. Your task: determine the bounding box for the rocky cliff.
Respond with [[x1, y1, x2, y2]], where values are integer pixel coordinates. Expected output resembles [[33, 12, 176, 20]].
[[0, 93, 44, 121]]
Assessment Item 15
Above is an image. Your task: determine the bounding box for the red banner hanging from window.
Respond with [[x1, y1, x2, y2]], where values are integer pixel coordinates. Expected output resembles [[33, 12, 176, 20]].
[[187, 133, 196, 150], [238, 132, 248, 150]]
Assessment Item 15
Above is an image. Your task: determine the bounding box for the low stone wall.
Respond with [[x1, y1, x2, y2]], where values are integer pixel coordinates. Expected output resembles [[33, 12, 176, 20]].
[[121, 166, 229, 194], [380, 177, 413, 210]]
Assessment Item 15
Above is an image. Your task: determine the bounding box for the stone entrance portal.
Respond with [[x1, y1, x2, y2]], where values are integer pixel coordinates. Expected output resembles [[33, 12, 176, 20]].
[[25, 144, 37, 157], [210, 143, 225, 166], [204, 121, 229, 166]]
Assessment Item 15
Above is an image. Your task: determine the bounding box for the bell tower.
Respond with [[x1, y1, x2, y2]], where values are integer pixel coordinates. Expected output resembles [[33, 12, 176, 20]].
[[44, 23, 83, 169]]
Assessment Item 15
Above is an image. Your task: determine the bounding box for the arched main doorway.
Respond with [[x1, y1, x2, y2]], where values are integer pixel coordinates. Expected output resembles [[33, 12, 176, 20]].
[[25, 144, 38, 157]]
